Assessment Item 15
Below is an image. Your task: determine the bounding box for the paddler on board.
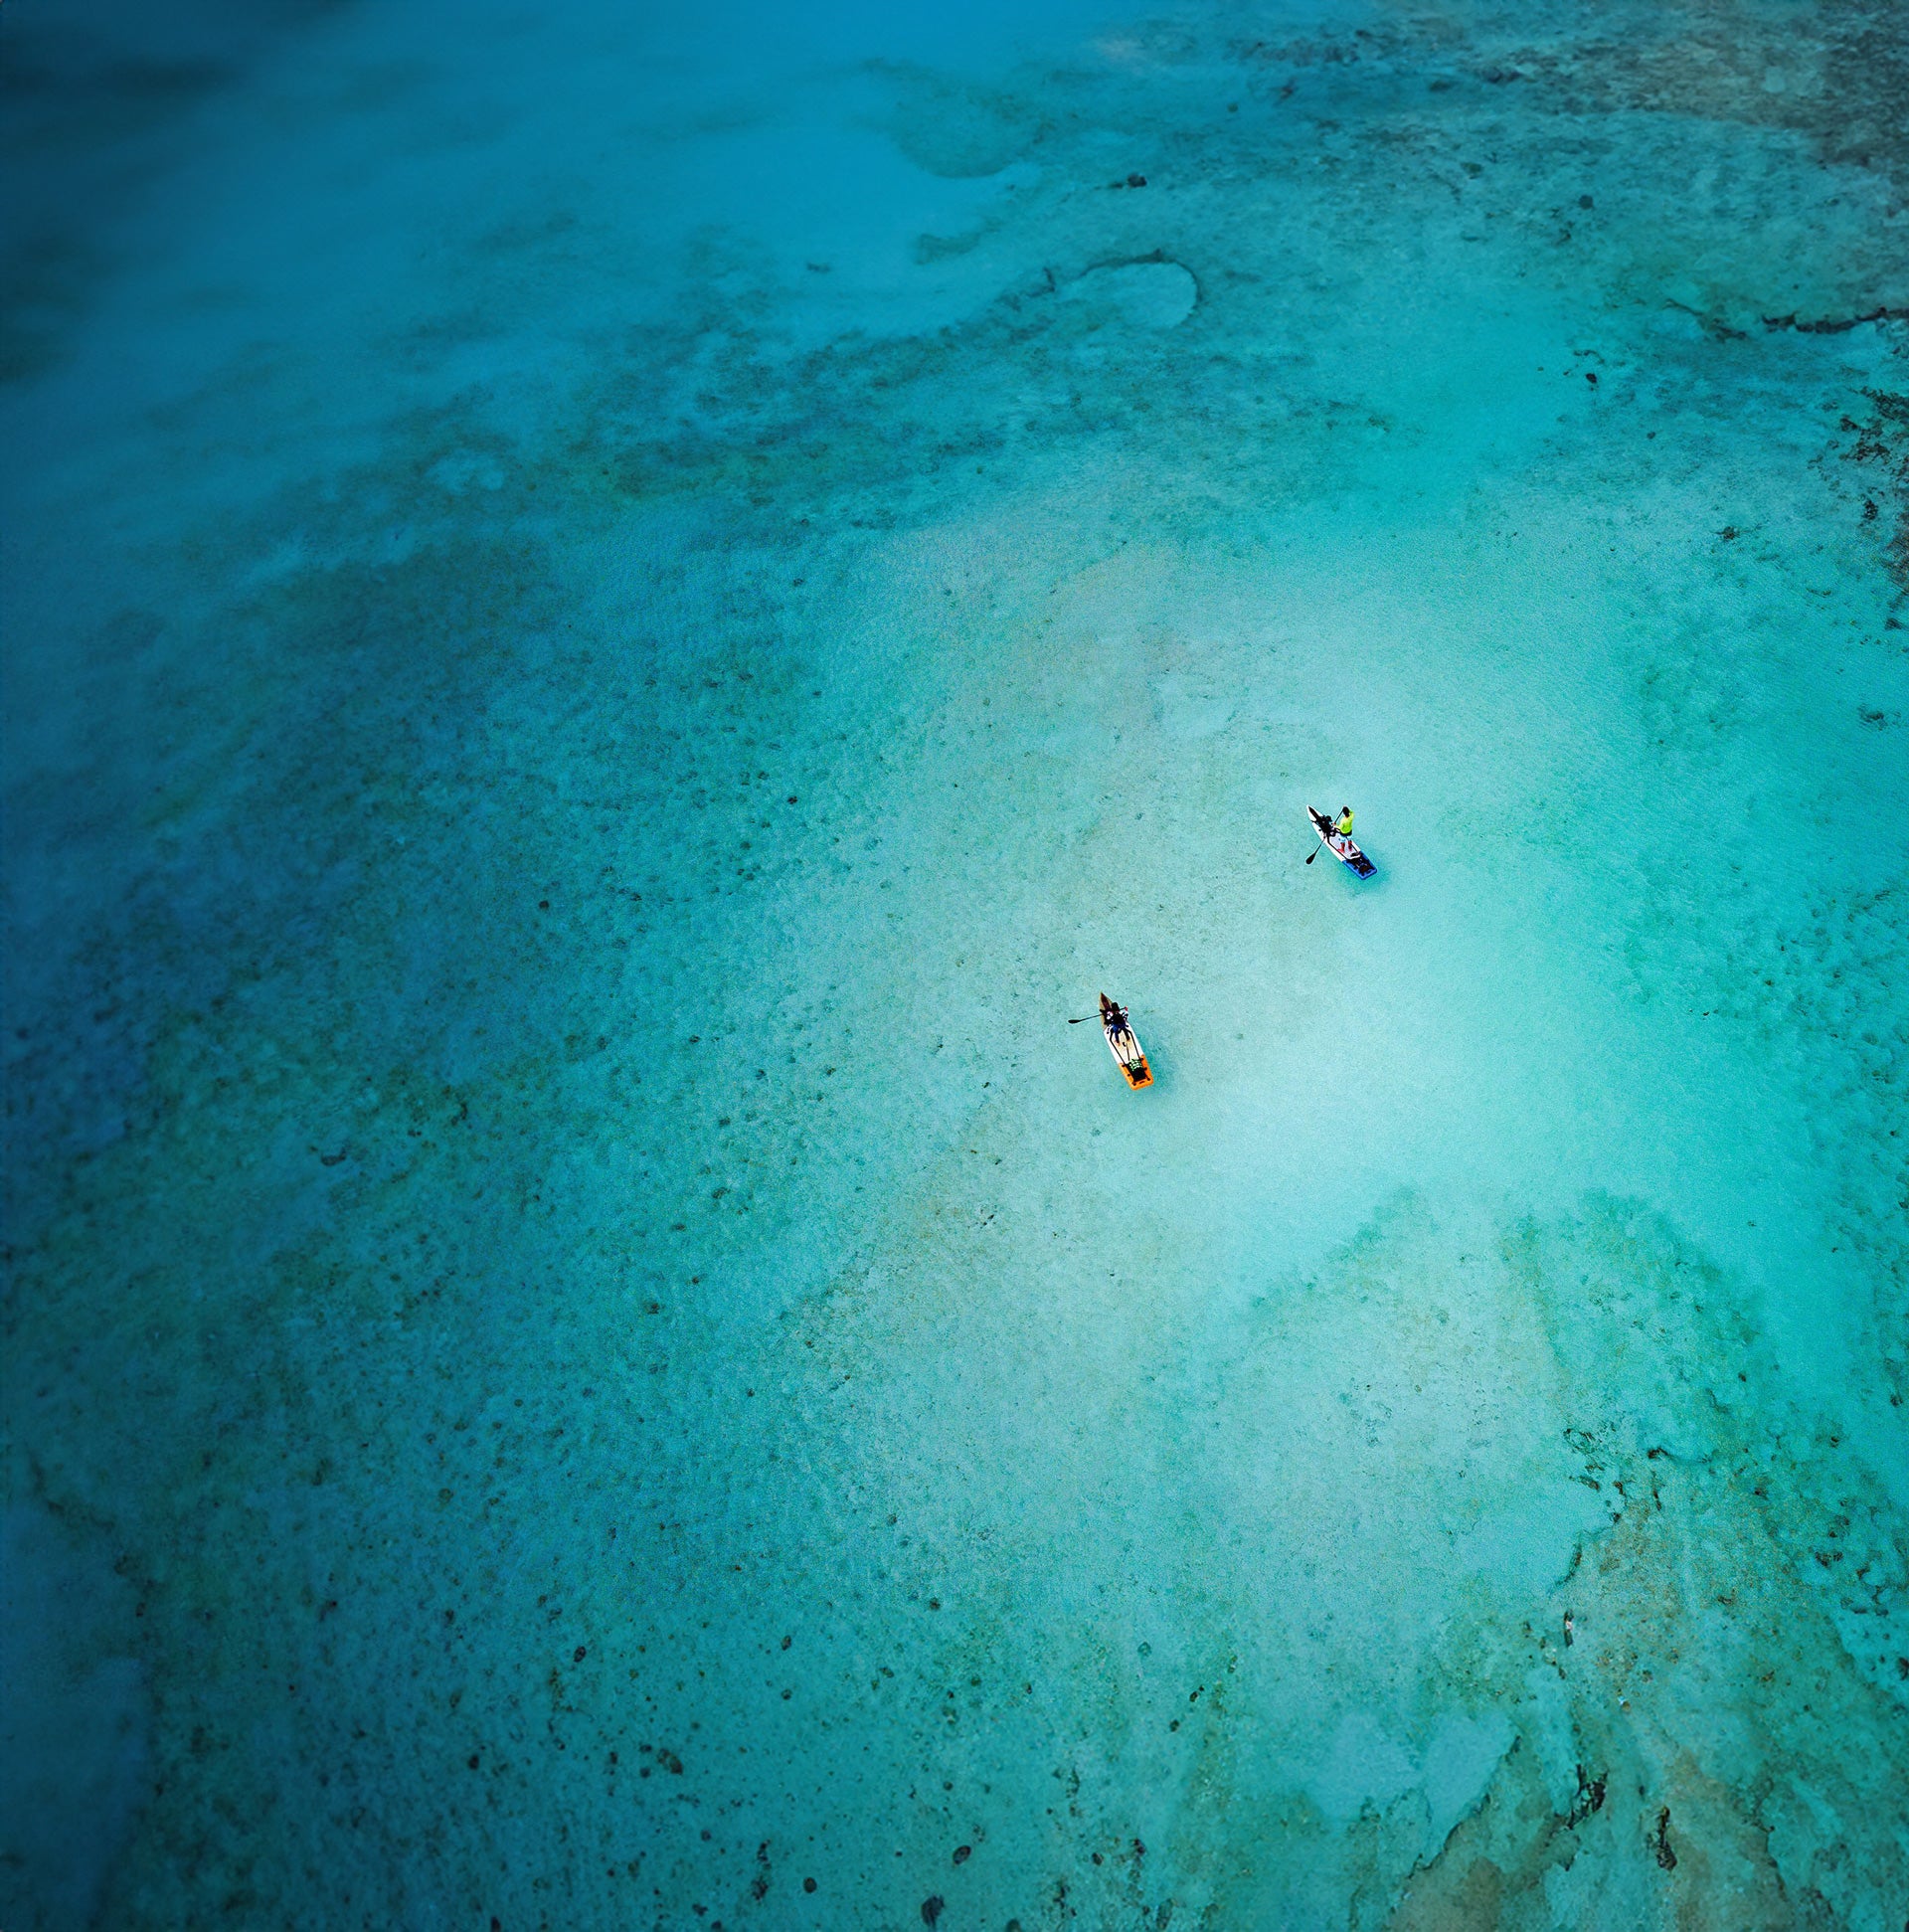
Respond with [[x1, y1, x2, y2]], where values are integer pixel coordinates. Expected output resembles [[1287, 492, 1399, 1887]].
[[1101, 994, 1134, 1052], [1084, 993, 1152, 1087], [1304, 801, 1375, 876]]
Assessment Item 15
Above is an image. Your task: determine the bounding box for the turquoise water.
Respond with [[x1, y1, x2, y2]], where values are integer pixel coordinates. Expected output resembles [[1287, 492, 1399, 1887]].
[[4, 0, 1907, 1925]]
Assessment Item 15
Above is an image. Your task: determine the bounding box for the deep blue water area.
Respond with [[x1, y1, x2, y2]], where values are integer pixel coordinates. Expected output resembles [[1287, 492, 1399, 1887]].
[[4, 0, 1907, 1926]]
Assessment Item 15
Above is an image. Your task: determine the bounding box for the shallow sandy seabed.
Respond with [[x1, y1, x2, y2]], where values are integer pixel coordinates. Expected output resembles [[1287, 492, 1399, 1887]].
[[2, 0, 1907, 1926]]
